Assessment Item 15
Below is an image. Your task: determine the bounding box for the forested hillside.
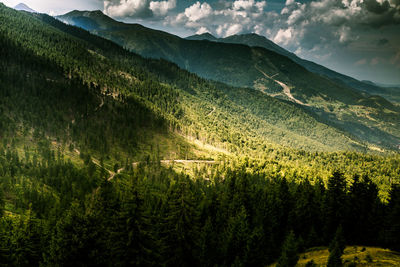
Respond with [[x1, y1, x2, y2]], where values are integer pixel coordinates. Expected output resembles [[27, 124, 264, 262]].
[[2, 4, 369, 153], [57, 10, 400, 150], [0, 4, 400, 266], [187, 32, 400, 105]]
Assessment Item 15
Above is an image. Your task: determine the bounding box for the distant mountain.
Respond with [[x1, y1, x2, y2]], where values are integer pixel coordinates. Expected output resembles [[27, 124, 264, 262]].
[[185, 32, 217, 41], [56, 10, 400, 150], [187, 33, 292, 59], [367, 81, 400, 89], [14, 3, 36, 13], [187, 33, 400, 102], [57, 11, 365, 102], [361, 81, 400, 104]]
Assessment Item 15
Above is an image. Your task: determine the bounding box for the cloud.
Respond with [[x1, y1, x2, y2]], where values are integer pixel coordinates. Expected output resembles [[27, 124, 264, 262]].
[[184, 2, 213, 22], [150, 0, 176, 17], [285, 0, 295, 6], [166, 0, 268, 37], [264, 0, 400, 63], [196, 26, 210, 34], [103, 0, 176, 18], [104, 0, 152, 18], [354, 58, 367, 66], [226, 23, 243, 36], [273, 28, 293, 46]]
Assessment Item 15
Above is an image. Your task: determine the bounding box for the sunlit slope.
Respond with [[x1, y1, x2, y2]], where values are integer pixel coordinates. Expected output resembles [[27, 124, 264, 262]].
[[0, 4, 368, 154], [57, 10, 400, 150]]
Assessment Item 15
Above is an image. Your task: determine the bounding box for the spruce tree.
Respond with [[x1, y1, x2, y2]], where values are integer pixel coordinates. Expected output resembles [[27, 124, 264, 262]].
[[0, 189, 4, 218], [277, 231, 299, 267], [162, 179, 200, 266], [327, 226, 345, 267], [0, 219, 12, 267]]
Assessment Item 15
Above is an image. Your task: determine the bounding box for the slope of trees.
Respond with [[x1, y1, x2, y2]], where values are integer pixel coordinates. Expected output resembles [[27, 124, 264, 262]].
[[0, 4, 371, 153], [1, 152, 399, 266]]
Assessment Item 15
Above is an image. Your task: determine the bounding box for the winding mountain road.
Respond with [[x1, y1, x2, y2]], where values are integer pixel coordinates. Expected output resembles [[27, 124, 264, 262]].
[[255, 65, 308, 106]]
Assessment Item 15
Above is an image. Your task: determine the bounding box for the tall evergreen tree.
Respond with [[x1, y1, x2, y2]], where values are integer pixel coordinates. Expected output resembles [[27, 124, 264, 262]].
[[327, 226, 345, 267], [277, 231, 299, 267], [385, 184, 400, 251], [323, 171, 348, 242], [161, 178, 200, 266]]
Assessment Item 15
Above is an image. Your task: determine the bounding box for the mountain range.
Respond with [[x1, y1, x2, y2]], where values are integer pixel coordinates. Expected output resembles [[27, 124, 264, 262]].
[[186, 32, 398, 101], [57, 10, 400, 151], [58, 10, 399, 103]]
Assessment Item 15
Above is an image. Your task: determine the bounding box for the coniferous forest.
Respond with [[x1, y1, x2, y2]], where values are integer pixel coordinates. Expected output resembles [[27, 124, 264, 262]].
[[0, 3, 400, 266]]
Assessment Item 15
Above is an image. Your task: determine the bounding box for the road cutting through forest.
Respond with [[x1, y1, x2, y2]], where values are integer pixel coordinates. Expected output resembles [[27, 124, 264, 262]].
[[255, 65, 308, 106]]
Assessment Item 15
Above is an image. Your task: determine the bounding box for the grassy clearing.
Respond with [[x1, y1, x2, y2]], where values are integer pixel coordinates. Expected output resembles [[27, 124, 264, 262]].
[[295, 246, 400, 266]]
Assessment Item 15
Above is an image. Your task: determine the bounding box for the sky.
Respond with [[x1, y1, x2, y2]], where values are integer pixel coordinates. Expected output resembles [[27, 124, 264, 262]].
[[2, 0, 400, 85]]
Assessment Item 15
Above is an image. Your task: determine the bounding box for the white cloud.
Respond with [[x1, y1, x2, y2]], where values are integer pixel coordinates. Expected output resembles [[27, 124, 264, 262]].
[[285, 0, 295, 6], [336, 25, 353, 44], [233, 0, 255, 10], [165, 0, 268, 37], [103, 0, 176, 18], [184, 2, 213, 22], [104, 0, 151, 18], [196, 26, 209, 34], [150, 0, 176, 17], [225, 23, 243, 36], [273, 28, 293, 45]]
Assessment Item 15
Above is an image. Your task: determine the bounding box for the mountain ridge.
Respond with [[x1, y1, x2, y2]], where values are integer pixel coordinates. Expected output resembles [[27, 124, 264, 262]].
[[1, 3, 369, 154], [55, 9, 400, 150], [187, 32, 398, 102]]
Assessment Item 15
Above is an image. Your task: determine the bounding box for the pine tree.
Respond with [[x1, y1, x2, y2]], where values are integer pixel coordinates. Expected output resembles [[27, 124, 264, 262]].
[[0, 189, 4, 218], [0, 219, 13, 267], [323, 171, 348, 242], [14, 208, 43, 266], [277, 231, 299, 267], [327, 226, 345, 267], [223, 206, 250, 266], [111, 176, 156, 266], [161, 178, 200, 266], [385, 184, 400, 251], [348, 175, 379, 244]]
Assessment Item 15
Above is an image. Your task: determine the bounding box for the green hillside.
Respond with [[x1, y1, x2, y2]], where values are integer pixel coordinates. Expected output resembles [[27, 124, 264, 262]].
[[57, 10, 400, 150], [188, 32, 400, 105], [3, 5, 372, 153]]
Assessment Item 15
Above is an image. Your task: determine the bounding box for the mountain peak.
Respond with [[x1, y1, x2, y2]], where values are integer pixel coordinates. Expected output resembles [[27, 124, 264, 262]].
[[63, 9, 105, 17], [226, 33, 268, 41], [14, 3, 36, 13], [199, 32, 215, 38], [186, 32, 217, 41]]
